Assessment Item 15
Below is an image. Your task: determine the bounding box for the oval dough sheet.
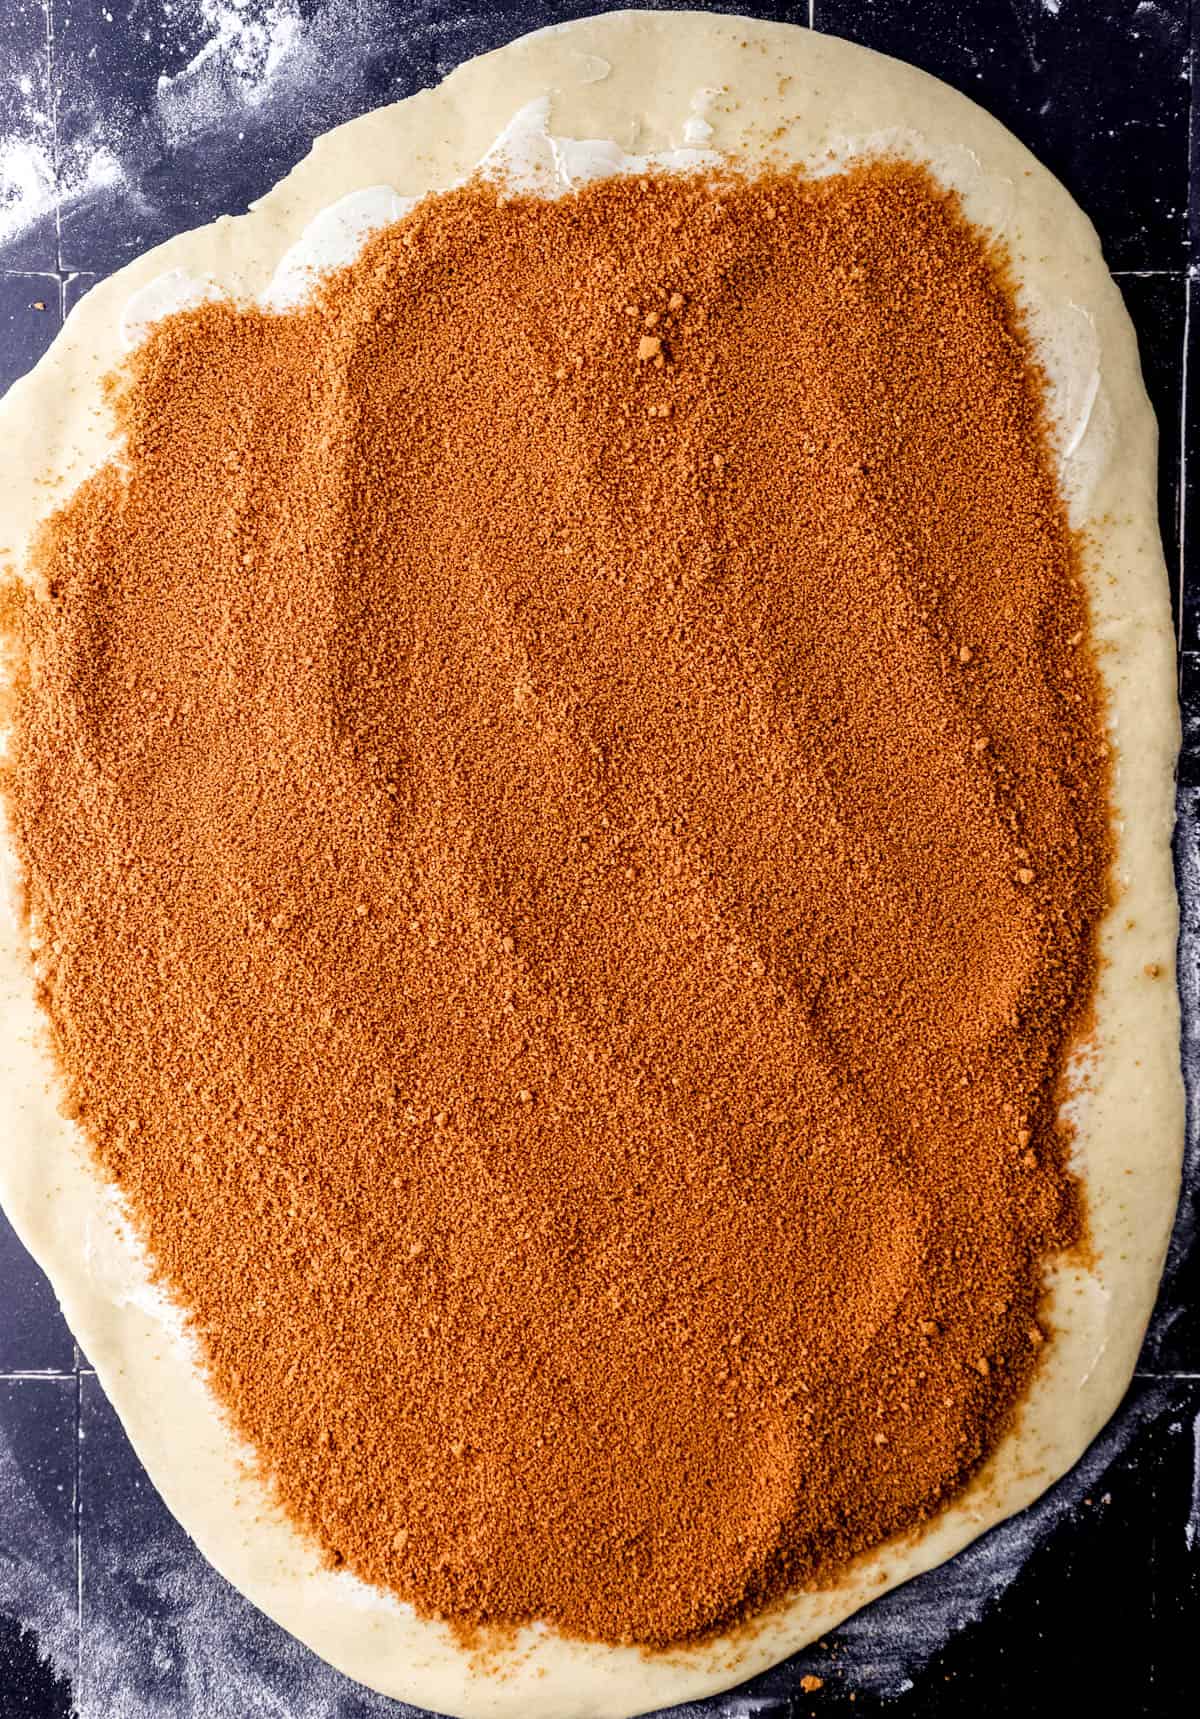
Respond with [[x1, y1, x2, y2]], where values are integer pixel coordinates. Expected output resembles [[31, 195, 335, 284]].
[[0, 11, 1182, 1717]]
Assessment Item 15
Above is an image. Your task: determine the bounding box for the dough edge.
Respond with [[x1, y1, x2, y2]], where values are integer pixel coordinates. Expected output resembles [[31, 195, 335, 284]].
[[0, 11, 1182, 1717]]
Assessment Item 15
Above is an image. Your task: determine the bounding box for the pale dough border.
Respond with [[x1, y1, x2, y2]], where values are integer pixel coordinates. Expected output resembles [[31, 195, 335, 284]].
[[0, 12, 1182, 1717]]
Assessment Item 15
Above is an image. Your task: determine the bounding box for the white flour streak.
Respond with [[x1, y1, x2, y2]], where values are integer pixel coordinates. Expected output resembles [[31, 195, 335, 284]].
[[0, 17, 130, 253], [1187, 1409, 1200, 1552], [0, 2, 440, 263], [0, 133, 54, 245], [0, 3, 348, 252], [0, 60, 54, 246], [60, 142, 125, 209], [156, 1, 305, 143], [0, 1385, 77, 1685], [0, 128, 126, 250], [193, 0, 303, 83]]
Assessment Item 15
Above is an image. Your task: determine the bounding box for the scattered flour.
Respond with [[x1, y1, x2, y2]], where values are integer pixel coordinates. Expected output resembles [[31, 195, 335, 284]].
[[191, 0, 303, 84], [156, 0, 305, 144], [0, 57, 54, 247], [0, 131, 55, 246], [0, 1383, 77, 1679], [0, 1, 354, 257], [1187, 1409, 1200, 1552], [0, 124, 125, 253]]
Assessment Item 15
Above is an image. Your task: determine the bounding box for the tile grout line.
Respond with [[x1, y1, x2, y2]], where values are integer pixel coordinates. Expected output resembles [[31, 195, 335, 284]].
[[0, 1369, 75, 1380], [1182, 0, 1198, 667], [74, 1366, 83, 1703], [1182, 271, 1192, 672], [44, 0, 63, 278]]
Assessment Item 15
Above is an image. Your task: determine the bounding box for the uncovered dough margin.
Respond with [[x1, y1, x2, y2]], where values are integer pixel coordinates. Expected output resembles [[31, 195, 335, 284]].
[[0, 11, 1182, 1718]]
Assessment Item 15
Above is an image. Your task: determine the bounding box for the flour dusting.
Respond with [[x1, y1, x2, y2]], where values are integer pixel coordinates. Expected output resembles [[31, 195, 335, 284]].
[[0, 1381, 77, 1692], [192, 0, 303, 83], [1186, 1409, 1200, 1552], [156, 1, 305, 144], [0, 58, 54, 247], [0, 125, 126, 253], [0, 0, 422, 263], [0, 132, 55, 245], [655, 1383, 1186, 1711]]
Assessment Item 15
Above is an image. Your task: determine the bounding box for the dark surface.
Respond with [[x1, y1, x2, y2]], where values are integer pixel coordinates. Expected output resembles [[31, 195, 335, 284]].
[[0, 3, 1196, 1715]]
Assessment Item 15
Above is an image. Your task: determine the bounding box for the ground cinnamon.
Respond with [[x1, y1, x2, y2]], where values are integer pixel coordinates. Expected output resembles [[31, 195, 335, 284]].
[[4, 161, 1108, 1647]]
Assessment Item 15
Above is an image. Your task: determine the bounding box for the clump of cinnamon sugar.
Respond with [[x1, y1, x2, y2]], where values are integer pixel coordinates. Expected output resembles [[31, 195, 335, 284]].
[[3, 162, 1108, 1648]]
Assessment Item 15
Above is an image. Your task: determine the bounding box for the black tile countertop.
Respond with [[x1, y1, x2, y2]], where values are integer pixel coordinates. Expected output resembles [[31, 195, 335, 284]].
[[0, 4, 1197, 1716]]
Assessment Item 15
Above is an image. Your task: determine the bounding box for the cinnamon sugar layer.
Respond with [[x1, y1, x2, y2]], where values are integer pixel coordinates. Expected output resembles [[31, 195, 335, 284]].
[[4, 164, 1108, 1647]]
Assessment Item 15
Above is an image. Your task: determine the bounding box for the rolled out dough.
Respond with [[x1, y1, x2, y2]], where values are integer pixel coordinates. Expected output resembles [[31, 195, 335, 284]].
[[0, 11, 1182, 1716]]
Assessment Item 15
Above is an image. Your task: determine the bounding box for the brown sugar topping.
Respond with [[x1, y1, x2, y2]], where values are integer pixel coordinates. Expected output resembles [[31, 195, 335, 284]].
[[3, 162, 1108, 1647]]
